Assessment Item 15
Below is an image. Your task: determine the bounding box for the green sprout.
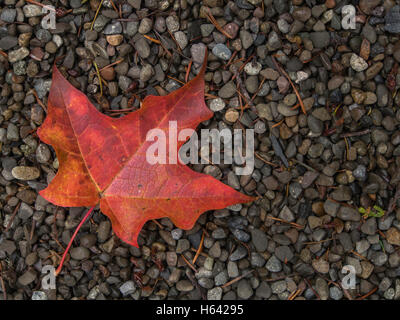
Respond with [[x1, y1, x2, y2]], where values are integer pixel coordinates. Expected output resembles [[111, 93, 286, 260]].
[[358, 205, 385, 219]]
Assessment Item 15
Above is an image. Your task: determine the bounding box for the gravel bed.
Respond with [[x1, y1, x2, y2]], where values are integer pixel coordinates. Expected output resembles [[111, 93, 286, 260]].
[[1, 0, 400, 300]]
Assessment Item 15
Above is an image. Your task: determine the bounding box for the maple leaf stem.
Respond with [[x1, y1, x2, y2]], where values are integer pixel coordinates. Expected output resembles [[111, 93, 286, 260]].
[[55, 206, 96, 276]]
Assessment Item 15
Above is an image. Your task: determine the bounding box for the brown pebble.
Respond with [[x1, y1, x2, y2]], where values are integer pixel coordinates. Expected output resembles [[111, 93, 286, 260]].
[[106, 34, 123, 46], [325, 0, 336, 9], [100, 67, 115, 81], [225, 108, 239, 123]]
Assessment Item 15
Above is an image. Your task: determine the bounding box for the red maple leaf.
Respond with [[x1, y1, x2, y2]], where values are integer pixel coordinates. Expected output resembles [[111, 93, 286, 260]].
[[38, 59, 254, 253]]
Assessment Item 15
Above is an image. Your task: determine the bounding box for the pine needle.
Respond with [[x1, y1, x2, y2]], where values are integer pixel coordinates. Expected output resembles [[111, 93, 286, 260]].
[[143, 34, 161, 44], [90, 0, 104, 30], [192, 230, 204, 264], [272, 56, 306, 114], [206, 8, 233, 39], [93, 60, 103, 97]]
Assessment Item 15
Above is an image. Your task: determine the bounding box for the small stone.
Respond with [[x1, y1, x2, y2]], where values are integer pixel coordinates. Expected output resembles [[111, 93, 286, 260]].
[[190, 43, 206, 64], [240, 30, 254, 49], [138, 18, 153, 34], [223, 22, 239, 38], [330, 286, 343, 300], [106, 35, 124, 46], [209, 98, 225, 112], [275, 246, 293, 262], [32, 291, 47, 300], [174, 31, 188, 50], [23, 4, 43, 17], [212, 44, 232, 60], [361, 218, 377, 236], [166, 15, 180, 32], [370, 251, 387, 266], [244, 61, 262, 75], [225, 108, 239, 123], [271, 280, 287, 294], [218, 81, 236, 99], [104, 22, 122, 35], [0, 36, 18, 50], [70, 247, 90, 260], [312, 259, 329, 273], [315, 278, 329, 300], [385, 6, 400, 34], [350, 54, 368, 72], [11, 166, 40, 181], [386, 227, 400, 246], [266, 255, 282, 272], [237, 279, 253, 299], [0, 240, 16, 255], [1, 8, 16, 23], [310, 32, 330, 48], [18, 270, 37, 286], [207, 287, 222, 300], [251, 228, 268, 252], [8, 47, 29, 63], [19, 203, 33, 220], [229, 245, 247, 261], [176, 280, 194, 292], [120, 281, 136, 296], [260, 68, 278, 80], [338, 206, 360, 222], [171, 228, 183, 240]]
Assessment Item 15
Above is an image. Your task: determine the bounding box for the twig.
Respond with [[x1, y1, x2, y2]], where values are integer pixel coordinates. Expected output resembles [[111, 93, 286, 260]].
[[350, 250, 368, 261], [267, 216, 304, 229], [206, 8, 233, 39], [303, 238, 334, 245], [270, 134, 289, 168], [99, 59, 124, 72], [186, 270, 206, 300], [109, 0, 118, 14], [29, 89, 47, 113], [4, 202, 21, 232], [356, 287, 377, 300], [291, 158, 318, 173], [288, 288, 302, 300], [304, 278, 320, 300], [192, 230, 204, 264], [255, 152, 279, 167], [231, 64, 257, 113], [264, 274, 294, 282], [271, 56, 306, 114], [143, 35, 161, 44], [190, 248, 208, 258], [26, 0, 55, 11], [388, 184, 400, 215], [29, 220, 35, 241], [340, 129, 370, 138], [152, 219, 164, 229], [93, 60, 103, 97], [0, 264, 6, 300], [185, 60, 193, 83], [271, 119, 284, 128], [167, 75, 185, 85], [90, 0, 105, 30], [181, 254, 197, 273], [221, 270, 254, 288]]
